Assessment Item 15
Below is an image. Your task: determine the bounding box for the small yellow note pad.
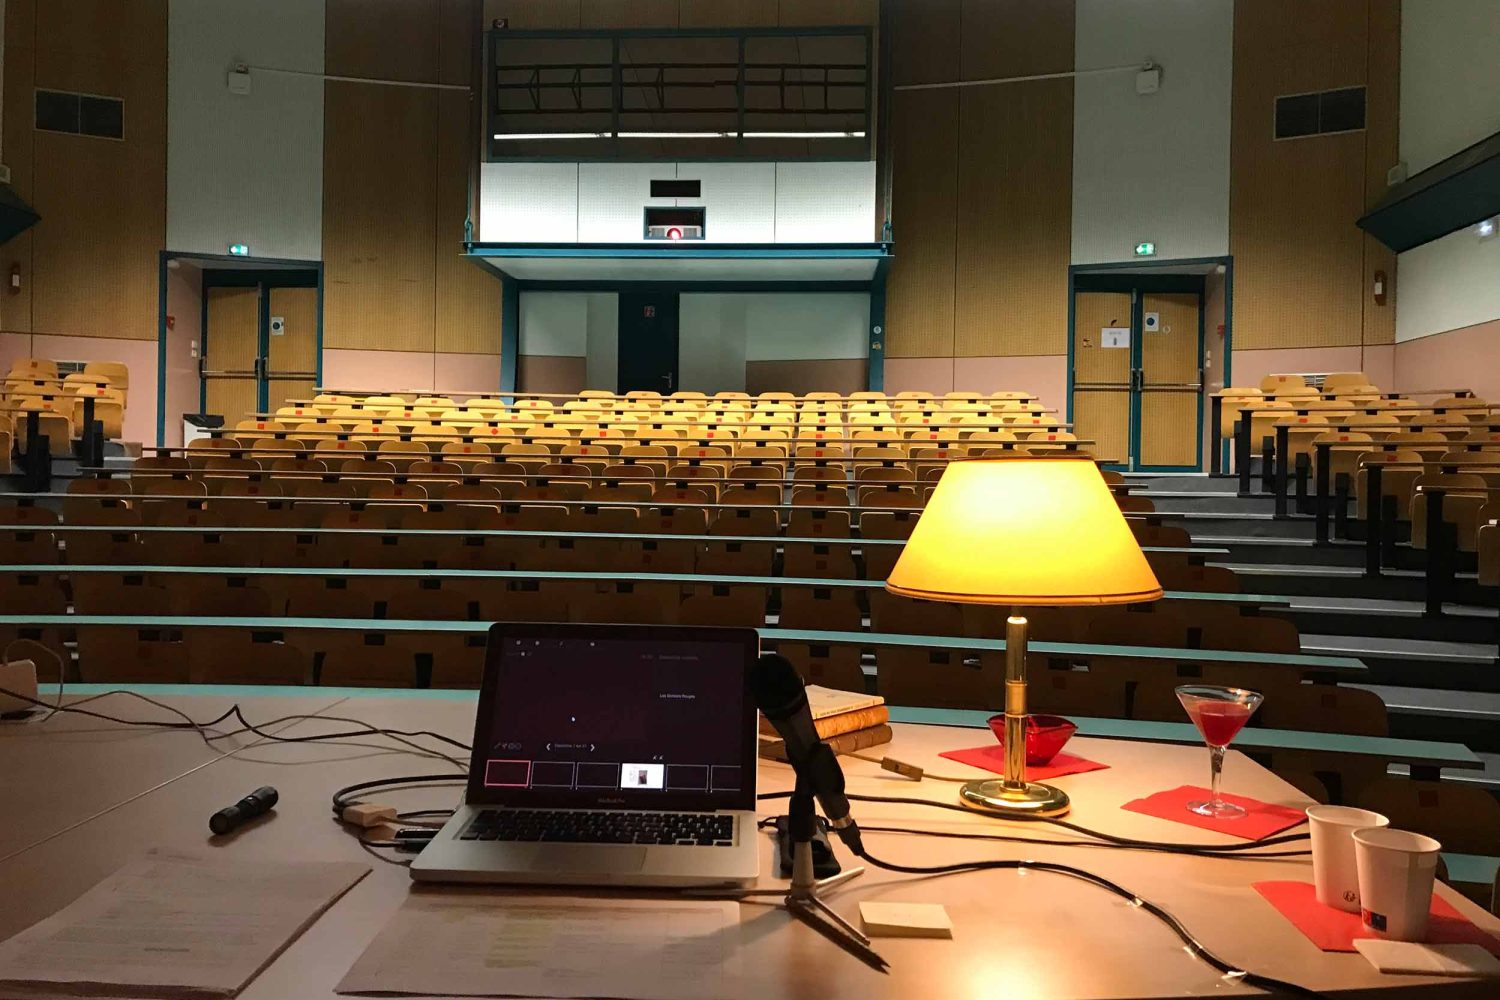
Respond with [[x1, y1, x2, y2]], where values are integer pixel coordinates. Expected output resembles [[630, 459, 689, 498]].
[[858, 901, 953, 939]]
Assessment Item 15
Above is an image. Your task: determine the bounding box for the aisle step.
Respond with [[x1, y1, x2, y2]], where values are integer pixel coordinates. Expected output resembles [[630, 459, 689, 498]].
[[1220, 562, 1429, 601], [1356, 685, 1500, 753], [1278, 596, 1498, 645], [1197, 536, 1368, 567], [1302, 632, 1500, 692]]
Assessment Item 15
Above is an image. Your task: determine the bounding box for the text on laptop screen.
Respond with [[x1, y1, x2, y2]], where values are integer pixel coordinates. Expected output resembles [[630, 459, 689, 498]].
[[479, 636, 749, 807]]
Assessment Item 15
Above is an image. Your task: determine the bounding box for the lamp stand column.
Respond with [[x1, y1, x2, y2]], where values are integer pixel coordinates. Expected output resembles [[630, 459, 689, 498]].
[[958, 610, 1071, 818]]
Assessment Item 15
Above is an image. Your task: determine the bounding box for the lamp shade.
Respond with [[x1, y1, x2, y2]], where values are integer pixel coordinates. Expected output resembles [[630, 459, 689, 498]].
[[885, 457, 1163, 606]]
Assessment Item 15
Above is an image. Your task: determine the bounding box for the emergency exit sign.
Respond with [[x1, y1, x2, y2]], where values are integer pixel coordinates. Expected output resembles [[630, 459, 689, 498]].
[[1133, 241, 1156, 257]]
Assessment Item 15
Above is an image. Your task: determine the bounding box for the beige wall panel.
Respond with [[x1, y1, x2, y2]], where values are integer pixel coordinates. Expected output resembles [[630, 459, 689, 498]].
[[679, 0, 777, 28], [954, 79, 1072, 357], [483, 0, 582, 30], [888, 0, 961, 87], [960, 0, 1073, 80], [1229, 0, 1392, 352], [326, 0, 440, 82], [28, 0, 166, 341], [439, 0, 481, 87], [1072, 391, 1130, 468], [31, 133, 164, 341], [1231, 0, 1367, 98], [778, 0, 878, 28], [1, 0, 37, 334], [885, 90, 958, 358], [35, 0, 166, 96], [1139, 390, 1197, 468], [580, 0, 679, 29], [322, 82, 439, 353], [435, 90, 503, 355], [1231, 135, 1366, 350], [1361, 0, 1401, 347]]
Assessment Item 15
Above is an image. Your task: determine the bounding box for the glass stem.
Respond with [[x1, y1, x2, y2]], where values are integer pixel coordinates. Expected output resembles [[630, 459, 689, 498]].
[[1209, 745, 1226, 806]]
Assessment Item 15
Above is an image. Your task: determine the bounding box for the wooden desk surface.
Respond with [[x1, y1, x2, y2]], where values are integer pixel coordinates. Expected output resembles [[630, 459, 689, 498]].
[[1, 689, 1495, 998]]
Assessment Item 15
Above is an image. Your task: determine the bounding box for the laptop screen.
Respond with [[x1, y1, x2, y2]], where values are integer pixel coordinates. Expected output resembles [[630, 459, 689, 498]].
[[467, 624, 759, 811]]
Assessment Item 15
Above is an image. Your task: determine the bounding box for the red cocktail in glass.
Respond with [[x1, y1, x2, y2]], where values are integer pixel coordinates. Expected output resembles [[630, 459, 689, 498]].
[[1175, 685, 1265, 819]]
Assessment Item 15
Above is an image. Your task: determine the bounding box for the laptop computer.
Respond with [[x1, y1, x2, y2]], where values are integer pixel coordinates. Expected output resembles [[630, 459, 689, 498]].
[[412, 622, 762, 887]]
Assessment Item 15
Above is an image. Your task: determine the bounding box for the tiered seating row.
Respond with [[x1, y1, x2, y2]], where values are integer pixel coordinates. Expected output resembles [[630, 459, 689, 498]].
[[3, 360, 130, 483]]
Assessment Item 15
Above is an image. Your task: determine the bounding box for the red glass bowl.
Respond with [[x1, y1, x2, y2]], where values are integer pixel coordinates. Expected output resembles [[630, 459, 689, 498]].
[[986, 714, 1079, 766]]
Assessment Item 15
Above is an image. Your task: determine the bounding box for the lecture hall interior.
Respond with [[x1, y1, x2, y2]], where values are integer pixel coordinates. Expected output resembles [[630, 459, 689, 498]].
[[2, 1, 1500, 997]]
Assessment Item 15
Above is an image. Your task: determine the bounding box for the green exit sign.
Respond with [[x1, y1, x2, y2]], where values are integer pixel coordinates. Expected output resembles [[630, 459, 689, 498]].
[[1133, 241, 1156, 257], [228, 243, 250, 256]]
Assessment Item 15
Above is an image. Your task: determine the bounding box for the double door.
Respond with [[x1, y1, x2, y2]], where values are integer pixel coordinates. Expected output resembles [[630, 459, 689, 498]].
[[1071, 287, 1204, 471], [201, 277, 319, 419]]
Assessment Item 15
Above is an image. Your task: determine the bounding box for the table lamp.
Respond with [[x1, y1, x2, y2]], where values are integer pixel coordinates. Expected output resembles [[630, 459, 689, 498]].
[[885, 456, 1163, 817]]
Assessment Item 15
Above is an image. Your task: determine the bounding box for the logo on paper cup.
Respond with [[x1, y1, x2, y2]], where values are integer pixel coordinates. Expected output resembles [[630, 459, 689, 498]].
[[1362, 908, 1387, 932], [1343, 889, 1358, 904]]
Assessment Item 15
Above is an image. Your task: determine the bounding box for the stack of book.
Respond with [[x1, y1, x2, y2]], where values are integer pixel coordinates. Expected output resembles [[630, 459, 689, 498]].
[[758, 685, 891, 761]]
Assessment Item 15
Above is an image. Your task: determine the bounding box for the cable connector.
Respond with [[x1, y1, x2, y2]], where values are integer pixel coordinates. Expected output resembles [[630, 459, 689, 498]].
[[341, 803, 398, 828], [879, 757, 924, 781]]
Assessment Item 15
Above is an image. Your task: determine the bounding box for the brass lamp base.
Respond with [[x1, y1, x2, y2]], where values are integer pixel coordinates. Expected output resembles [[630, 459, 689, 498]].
[[959, 778, 1071, 818]]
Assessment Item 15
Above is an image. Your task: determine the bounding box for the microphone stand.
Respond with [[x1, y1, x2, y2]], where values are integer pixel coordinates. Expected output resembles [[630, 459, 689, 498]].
[[696, 771, 887, 972]]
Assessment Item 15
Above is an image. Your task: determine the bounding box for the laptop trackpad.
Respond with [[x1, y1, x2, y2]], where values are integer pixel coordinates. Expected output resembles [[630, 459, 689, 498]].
[[526, 845, 648, 874]]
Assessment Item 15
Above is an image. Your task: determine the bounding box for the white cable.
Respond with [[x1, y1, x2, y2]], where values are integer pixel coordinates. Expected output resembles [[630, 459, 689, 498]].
[[895, 62, 1151, 92], [245, 65, 470, 93]]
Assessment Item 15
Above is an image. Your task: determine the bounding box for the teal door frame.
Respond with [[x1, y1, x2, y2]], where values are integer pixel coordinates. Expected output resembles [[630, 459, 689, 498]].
[[1068, 260, 1223, 472]]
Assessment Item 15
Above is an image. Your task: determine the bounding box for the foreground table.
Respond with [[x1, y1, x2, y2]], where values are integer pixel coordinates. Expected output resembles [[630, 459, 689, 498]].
[[2, 687, 1496, 999]]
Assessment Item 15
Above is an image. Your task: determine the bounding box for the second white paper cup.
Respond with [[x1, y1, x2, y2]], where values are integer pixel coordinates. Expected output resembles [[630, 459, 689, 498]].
[[1307, 805, 1389, 912], [1352, 827, 1442, 942]]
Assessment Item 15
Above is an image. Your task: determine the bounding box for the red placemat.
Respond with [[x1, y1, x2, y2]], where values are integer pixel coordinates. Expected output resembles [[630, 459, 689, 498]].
[[1253, 881, 1500, 954], [939, 744, 1109, 781], [1120, 785, 1306, 841]]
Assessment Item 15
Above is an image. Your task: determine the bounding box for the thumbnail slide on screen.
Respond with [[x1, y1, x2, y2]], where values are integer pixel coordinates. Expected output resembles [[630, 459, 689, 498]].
[[621, 763, 665, 790]]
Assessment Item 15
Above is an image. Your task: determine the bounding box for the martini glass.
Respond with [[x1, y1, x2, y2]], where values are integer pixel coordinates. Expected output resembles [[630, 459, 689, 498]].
[[1175, 685, 1264, 818]]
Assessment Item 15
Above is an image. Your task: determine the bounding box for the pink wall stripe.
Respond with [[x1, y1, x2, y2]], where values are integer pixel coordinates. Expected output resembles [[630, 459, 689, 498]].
[[1393, 319, 1500, 403]]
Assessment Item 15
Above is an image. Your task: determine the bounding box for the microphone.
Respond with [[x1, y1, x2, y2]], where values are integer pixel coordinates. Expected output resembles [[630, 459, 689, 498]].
[[209, 786, 279, 836], [751, 653, 863, 855]]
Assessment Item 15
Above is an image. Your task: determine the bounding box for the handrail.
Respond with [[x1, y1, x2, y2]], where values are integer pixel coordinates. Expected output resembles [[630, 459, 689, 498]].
[[0, 523, 1212, 555], [0, 613, 1364, 672], [302, 388, 1041, 403], [1, 490, 1164, 519]]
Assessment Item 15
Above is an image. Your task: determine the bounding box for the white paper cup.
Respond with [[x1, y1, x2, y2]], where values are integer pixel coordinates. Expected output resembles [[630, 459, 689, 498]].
[[1352, 827, 1442, 942], [1307, 805, 1389, 911]]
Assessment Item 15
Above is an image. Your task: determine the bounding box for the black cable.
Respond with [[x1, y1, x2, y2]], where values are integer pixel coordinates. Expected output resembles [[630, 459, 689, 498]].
[[852, 845, 1324, 998], [355, 838, 412, 867], [331, 774, 467, 816], [854, 824, 1310, 859], [0, 684, 471, 756], [758, 789, 1310, 855]]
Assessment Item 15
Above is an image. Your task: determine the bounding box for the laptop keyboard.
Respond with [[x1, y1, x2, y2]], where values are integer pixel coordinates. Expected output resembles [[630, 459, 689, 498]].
[[460, 809, 736, 847]]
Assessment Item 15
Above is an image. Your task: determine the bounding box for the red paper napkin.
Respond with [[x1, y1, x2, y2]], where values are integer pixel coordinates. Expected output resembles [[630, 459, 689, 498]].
[[939, 744, 1109, 781], [1253, 881, 1500, 954], [1120, 785, 1306, 840]]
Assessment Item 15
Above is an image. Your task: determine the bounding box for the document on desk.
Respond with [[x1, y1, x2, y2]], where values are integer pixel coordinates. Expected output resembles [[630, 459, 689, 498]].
[[337, 893, 742, 1000], [0, 850, 369, 999]]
